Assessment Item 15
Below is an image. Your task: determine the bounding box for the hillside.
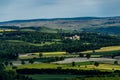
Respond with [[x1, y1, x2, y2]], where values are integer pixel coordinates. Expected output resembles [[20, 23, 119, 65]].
[[0, 16, 120, 34]]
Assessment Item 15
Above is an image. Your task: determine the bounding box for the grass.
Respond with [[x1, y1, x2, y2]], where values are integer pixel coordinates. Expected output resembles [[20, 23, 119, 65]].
[[13, 61, 120, 71], [28, 74, 81, 80], [64, 61, 94, 66], [29, 42, 61, 46], [6, 40, 60, 46], [19, 52, 68, 59], [92, 50, 120, 55], [78, 76, 120, 80], [81, 46, 120, 53], [16, 63, 66, 69], [35, 52, 66, 55]]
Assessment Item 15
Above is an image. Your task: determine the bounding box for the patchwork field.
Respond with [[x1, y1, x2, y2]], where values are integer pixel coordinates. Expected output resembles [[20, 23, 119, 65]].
[[19, 52, 67, 59], [53, 58, 116, 64], [82, 46, 120, 53], [19, 46, 120, 60], [10, 61, 120, 71], [28, 74, 81, 80]]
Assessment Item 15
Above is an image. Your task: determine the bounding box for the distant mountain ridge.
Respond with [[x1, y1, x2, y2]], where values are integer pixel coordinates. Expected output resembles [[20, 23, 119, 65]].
[[0, 16, 120, 34]]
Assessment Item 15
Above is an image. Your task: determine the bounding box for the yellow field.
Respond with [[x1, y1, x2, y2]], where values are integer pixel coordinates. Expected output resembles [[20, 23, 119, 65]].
[[14, 63, 120, 71], [0, 29, 16, 32], [34, 52, 66, 55], [32, 52, 66, 56], [17, 63, 66, 69], [19, 52, 67, 59], [80, 64, 120, 70], [82, 46, 120, 53]]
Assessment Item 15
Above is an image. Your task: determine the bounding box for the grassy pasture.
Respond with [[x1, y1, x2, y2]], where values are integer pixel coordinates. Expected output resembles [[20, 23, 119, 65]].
[[34, 52, 66, 55], [92, 50, 120, 55], [15, 62, 120, 71], [28, 74, 81, 80], [81, 46, 120, 53], [7, 40, 59, 46], [76, 76, 120, 80], [19, 52, 68, 59], [16, 63, 65, 69]]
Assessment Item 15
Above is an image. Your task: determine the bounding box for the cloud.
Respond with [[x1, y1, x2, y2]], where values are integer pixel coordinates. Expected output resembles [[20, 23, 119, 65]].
[[0, 0, 120, 21]]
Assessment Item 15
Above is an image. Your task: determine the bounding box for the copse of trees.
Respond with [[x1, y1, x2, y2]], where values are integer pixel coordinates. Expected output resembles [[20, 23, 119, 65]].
[[72, 62, 75, 67], [0, 31, 120, 59], [39, 53, 43, 58], [21, 60, 25, 65], [94, 62, 99, 67], [29, 59, 34, 64], [114, 61, 118, 65], [79, 53, 84, 57], [0, 60, 33, 80], [0, 70, 34, 80], [86, 54, 91, 59]]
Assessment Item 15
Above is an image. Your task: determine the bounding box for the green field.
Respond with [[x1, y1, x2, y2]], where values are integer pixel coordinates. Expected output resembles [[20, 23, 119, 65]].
[[27, 73, 120, 80], [10, 61, 120, 71], [82, 46, 120, 53], [92, 50, 120, 55], [19, 51, 79, 59], [28, 74, 82, 80], [16, 63, 65, 69], [74, 76, 120, 80]]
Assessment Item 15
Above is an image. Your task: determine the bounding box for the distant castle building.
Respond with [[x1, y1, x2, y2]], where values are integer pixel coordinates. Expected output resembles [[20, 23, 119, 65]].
[[65, 35, 80, 40]]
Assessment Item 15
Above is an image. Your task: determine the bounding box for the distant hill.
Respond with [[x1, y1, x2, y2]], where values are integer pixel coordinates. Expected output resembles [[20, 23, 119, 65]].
[[0, 16, 120, 34], [82, 26, 120, 35]]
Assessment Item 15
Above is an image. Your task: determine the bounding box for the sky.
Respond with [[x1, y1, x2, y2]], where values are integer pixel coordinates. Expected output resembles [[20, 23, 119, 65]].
[[0, 0, 120, 21]]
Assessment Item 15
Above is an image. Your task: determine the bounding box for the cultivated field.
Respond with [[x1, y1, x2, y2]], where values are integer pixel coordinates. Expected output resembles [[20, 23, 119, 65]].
[[81, 46, 120, 53], [12, 61, 120, 71], [53, 58, 116, 64]]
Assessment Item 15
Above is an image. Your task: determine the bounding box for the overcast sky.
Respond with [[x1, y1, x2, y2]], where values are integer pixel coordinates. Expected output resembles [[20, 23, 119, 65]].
[[0, 0, 120, 21]]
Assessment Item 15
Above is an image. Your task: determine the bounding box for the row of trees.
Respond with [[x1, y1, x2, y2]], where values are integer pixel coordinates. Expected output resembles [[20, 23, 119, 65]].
[[16, 68, 111, 75], [0, 61, 33, 80]]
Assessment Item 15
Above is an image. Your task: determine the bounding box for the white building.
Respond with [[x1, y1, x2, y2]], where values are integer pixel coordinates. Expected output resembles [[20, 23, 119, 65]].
[[65, 35, 80, 40]]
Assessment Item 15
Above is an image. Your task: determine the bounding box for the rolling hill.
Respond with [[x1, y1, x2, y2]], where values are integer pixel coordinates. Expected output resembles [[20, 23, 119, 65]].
[[0, 16, 120, 34]]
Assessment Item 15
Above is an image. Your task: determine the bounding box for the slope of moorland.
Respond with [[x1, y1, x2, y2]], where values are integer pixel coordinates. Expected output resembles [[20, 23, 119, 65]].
[[0, 16, 120, 34]]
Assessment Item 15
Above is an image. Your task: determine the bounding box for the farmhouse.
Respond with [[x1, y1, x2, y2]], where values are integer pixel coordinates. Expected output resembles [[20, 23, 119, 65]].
[[65, 35, 80, 40]]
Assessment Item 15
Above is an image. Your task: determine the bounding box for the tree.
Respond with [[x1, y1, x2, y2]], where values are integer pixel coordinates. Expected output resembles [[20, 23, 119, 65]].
[[10, 62, 13, 66], [114, 61, 118, 65], [86, 54, 91, 59], [79, 53, 84, 57], [4, 61, 9, 67], [39, 53, 43, 58], [94, 62, 99, 67], [72, 61, 75, 67], [111, 55, 115, 59], [21, 60, 25, 65], [92, 50, 95, 53], [0, 63, 4, 72], [14, 53, 19, 59], [29, 59, 34, 64]]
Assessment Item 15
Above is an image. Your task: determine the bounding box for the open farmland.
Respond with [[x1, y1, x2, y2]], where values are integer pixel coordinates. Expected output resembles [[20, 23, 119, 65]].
[[81, 46, 120, 53], [10, 61, 120, 71], [53, 58, 116, 64], [28, 74, 81, 80]]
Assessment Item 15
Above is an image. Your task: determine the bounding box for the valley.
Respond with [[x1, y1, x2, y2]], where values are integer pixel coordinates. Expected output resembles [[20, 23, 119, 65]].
[[1, 17, 120, 80]]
